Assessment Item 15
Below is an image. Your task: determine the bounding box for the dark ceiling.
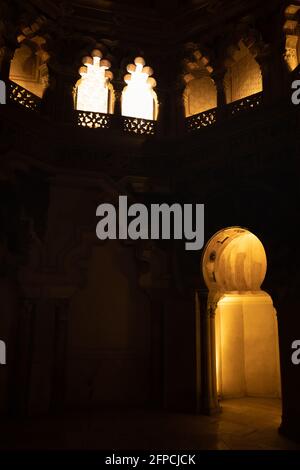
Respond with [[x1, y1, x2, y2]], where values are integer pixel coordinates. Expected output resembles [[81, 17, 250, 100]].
[[69, 0, 225, 13]]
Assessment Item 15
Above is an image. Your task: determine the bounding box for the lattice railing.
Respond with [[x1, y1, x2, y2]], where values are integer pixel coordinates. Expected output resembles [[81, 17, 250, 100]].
[[186, 107, 217, 131], [122, 116, 156, 135], [75, 112, 157, 135], [5, 81, 265, 135], [76, 110, 112, 129], [8, 81, 41, 111], [228, 91, 263, 116]]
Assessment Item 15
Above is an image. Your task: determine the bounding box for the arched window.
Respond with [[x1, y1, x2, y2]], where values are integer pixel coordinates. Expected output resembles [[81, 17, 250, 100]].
[[75, 49, 114, 113], [284, 4, 300, 71], [122, 57, 158, 120], [9, 38, 49, 98], [202, 227, 281, 401], [224, 40, 262, 104], [182, 50, 217, 117]]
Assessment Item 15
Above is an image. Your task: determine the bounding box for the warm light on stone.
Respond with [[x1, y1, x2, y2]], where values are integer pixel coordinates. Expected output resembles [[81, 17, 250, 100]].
[[202, 227, 281, 400], [284, 5, 300, 71], [224, 40, 263, 103], [122, 57, 158, 120], [75, 51, 113, 113]]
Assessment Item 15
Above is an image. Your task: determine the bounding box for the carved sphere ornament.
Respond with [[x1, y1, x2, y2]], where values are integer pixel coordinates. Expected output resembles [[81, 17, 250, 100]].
[[202, 227, 267, 292]]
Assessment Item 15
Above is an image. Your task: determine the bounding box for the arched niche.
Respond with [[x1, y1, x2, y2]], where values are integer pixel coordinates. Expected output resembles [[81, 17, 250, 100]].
[[224, 40, 262, 103], [9, 37, 49, 98], [122, 57, 158, 120], [74, 48, 115, 113], [284, 4, 300, 71], [202, 227, 281, 401], [42, 175, 153, 408], [66, 240, 151, 407], [182, 48, 217, 116]]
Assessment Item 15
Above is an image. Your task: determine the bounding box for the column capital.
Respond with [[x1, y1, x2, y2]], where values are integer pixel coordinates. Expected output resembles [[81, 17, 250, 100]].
[[208, 300, 218, 318], [210, 64, 227, 83]]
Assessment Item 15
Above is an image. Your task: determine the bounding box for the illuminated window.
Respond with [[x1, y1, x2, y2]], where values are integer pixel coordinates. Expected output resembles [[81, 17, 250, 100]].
[[202, 227, 281, 401], [75, 49, 114, 113], [183, 76, 217, 117], [284, 4, 300, 71], [182, 49, 217, 117], [224, 40, 262, 103], [122, 57, 158, 120], [9, 37, 49, 98]]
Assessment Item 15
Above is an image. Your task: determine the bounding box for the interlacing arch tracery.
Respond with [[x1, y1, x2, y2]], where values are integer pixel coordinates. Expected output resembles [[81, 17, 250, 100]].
[[122, 56, 158, 121], [284, 3, 300, 71], [74, 48, 114, 114], [8, 16, 49, 98], [223, 23, 265, 104], [182, 43, 217, 117]]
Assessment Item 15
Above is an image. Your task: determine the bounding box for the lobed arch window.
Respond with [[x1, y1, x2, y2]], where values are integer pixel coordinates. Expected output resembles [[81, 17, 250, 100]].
[[284, 4, 300, 71], [75, 49, 114, 114], [182, 49, 217, 117], [121, 57, 158, 121], [224, 39, 262, 104]]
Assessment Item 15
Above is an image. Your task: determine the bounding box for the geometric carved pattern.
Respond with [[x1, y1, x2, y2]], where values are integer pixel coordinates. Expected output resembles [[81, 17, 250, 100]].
[[186, 107, 217, 131], [77, 111, 112, 129], [229, 91, 262, 116], [122, 116, 156, 135], [8, 81, 41, 111]]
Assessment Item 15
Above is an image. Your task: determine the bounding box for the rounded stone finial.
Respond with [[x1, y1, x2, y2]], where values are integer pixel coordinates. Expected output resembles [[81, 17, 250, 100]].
[[127, 63, 136, 73], [134, 57, 145, 66], [143, 66, 153, 76], [124, 73, 132, 84], [100, 59, 111, 69], [82, 56, 93, 66], [105, 70, 113, 80], [79, 66, 88, 76], [91, 49, 103, 58], [147, 77, 156, 88], [202, 227, 267, 292]]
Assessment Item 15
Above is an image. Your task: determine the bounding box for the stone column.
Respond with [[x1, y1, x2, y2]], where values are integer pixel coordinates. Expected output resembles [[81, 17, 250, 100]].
[[0, 46, 15, 82], [256, 22, 290, 104], [39, 30, 88, 123], [199, 289, 220, 415], [155, 84, 166, 137], [111, 79, 123, 130], [211, 67, 227, 121], [273, 281, 300, 443], [112, 80, 123, 116], [11, 297, 70, 416], [146, 71, 168, 138], [154, 56, 175, 137], [257, 50, 289, 105], [157, 48, 186, 135], [173, 82, 187, 135], [149, 298, 164, 408], [10, 298, 37, 417], [50, 299, 69, 413], [41, 64, 78, 123]]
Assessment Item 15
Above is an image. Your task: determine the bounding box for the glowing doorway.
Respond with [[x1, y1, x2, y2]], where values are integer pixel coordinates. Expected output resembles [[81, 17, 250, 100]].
[[202, 227, 281, 400]]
